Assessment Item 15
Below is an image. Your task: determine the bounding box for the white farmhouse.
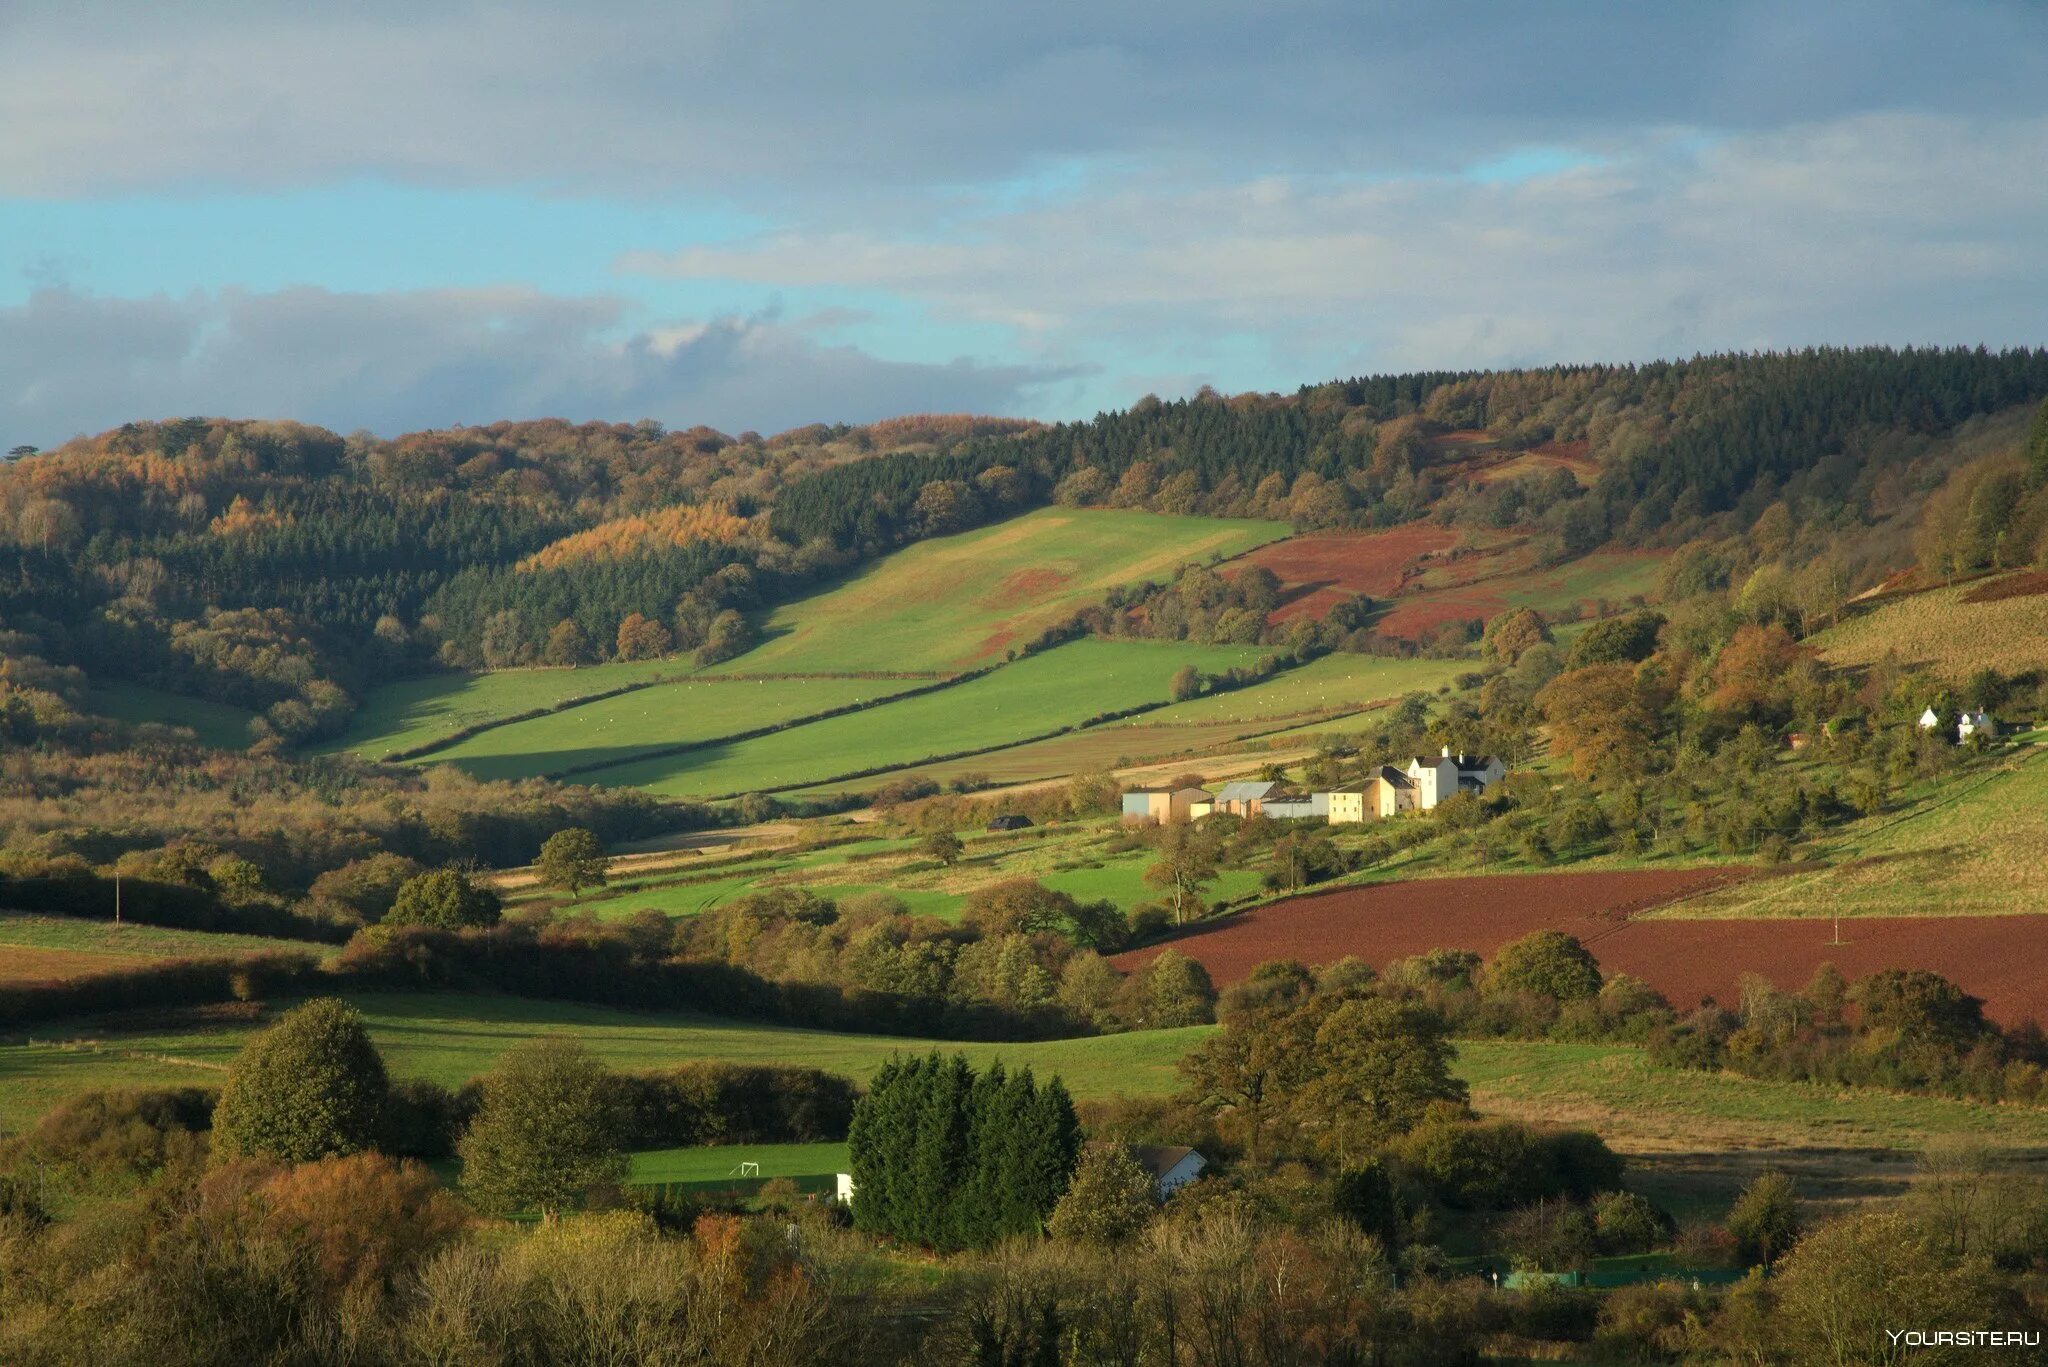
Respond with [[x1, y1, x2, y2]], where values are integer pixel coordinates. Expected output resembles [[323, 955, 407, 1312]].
[[1405, 746, 1507, 811], [1918, 706, 1943, 731], [1958, 709, 1996, 742]]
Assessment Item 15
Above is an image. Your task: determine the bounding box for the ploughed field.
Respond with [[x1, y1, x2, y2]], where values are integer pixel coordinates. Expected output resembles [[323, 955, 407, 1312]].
[[1113, 868, 2048, 1027]]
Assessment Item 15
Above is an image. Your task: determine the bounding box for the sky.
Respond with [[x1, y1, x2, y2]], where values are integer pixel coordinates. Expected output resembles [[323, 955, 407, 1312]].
[[3, 0, 2047, 446]]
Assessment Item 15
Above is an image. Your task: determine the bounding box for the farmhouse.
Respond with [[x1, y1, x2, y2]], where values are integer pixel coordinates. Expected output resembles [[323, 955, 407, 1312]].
[[1919, 706, 1943, 731], [1406, 746, 1506, 811], [1326, 765, 1416, 823], [1958, 708, 1997, 742], [1210, 780, 1278, 817], [1128, 1144, 1208, 1197], [1120, 786, 1211, 824]]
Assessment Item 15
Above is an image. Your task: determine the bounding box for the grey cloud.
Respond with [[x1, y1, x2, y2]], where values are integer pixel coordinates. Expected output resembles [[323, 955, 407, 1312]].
[[2, 1, 2043, 197], [626, 113, 2048, 380], [0, 287, 1082, 447]]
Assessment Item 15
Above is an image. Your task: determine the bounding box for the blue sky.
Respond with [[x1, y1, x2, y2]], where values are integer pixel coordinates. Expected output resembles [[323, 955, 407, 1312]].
[[4, 0, 2047, 444]]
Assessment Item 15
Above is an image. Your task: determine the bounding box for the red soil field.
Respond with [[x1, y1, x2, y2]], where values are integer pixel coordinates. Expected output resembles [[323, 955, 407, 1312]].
[[1233, 526, 1461, 623], [1112, 869, 2048, 1027]]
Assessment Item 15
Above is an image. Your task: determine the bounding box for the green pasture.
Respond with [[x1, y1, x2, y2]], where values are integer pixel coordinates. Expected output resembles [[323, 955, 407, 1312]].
[[84, 681, 256, 750], [412, 675, 908, 782], [629, 1140, 849, 1188], [724, 508, 1290, 675], [1113, 652, 1467, 727], [332, 657, 693, 761], [0, 913, 339, 963], [579, 639, 1262, 797], [0, 992, 1209, 1130]]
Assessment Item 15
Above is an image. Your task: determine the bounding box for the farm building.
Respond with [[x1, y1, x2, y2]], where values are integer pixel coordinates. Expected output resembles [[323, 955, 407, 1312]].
[[1210, 780, 1277, 816], [1919, 706, 1943, 730], [986, 814, 1033, 831], [1959, 709, 1997, 742], [1326, 766, 1416, 823], [1121, 786, 1211, 824], [1258, 788, 1323, 820], [1128, 1144, 1208, 1197], [1406, 747, 1505, 811]]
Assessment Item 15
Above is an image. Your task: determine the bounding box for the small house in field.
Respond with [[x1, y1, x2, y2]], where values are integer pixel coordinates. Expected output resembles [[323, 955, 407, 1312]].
[[1210, 780, 1278, 817], [1918, 706, 1943, 731], [1128, 1144, 1207, 1197], [1405, 747, 1506, 811], [1121, 786, 1211, 824], [1958, 709, 1996, 742], [986, 814, 1033, 832]]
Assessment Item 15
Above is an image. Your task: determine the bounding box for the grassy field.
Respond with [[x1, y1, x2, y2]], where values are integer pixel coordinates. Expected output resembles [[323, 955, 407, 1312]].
[[0, 993, 1210, 1130], [332, 657, 694, 761], [1670, 748, 2048, 919], [409, 675, 912, 782], [629, 1140, 849, 1188], [795, 654, 1464, 794], [1457, 1038, 2048, 1152], [579, 639, 1263, 797], [0, 913, 336, 966], [84, 681, 256, 749], [724, 508, 1290, 675], [1814, 572, 2048, 678], [1109, 653, 1465, 727], [521, 822, 1268, 923], [13, 992, 2048, 1155]]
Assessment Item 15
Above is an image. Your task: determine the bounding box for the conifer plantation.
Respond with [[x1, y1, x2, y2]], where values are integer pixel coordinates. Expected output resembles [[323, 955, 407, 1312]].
[[846, 1054, 1080, 1250]]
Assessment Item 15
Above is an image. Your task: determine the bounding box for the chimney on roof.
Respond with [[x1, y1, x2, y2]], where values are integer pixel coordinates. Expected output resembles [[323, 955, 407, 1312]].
[[1441, 744, 1451, 758]]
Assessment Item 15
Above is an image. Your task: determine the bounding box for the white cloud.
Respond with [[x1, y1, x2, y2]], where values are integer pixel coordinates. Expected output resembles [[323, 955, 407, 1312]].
[[0, 287, 1083, 446]]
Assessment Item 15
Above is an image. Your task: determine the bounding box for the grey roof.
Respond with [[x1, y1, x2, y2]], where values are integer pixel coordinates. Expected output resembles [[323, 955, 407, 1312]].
[[1212, 780, 1277, 803], [1128, 1144, 1200, 1178]]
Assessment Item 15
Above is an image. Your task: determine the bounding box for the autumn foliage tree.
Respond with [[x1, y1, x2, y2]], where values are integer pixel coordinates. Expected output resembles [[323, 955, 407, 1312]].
[[1536, 663, 1663, 780]]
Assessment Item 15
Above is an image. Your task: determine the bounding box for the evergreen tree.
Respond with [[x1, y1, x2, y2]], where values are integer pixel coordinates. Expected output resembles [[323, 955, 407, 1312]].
[[844, 1053, 1082, 1250]]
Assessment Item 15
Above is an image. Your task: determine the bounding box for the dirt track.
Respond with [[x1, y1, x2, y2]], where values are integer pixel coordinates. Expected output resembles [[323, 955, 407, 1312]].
[[1112, 868, 2048, 1027]]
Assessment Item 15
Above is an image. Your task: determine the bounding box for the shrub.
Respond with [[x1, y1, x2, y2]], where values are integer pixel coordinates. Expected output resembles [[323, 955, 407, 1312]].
[[211, 998, 390, 1164], [1484, 931, 1602, 1002], [458, 1037, 629, 1216], [1498, 1199, 1596, 1273], [1047, 1143, 1156, 1244], [1591, 1190, 1670, 1254], [256, 1153, 468, 1301], [1726, 1170, 1800, 1268]]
